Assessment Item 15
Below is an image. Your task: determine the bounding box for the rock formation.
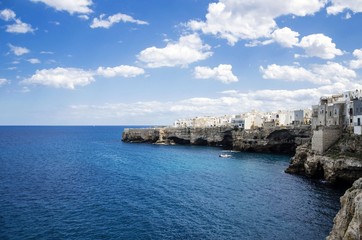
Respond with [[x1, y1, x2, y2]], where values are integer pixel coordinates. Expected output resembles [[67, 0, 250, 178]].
[[232, 127, 310, 154], [327, 177, 362, 240], [122, 127, 234, 147], [285, 133, 362, 185], [122, 126, 311, 154]]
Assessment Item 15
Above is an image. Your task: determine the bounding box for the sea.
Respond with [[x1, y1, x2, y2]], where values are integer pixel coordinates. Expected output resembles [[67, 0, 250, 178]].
[[0, 126, 345, 240]]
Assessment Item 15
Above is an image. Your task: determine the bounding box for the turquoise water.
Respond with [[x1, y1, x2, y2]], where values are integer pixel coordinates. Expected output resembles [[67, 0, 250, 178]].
[[0, 126, 344, 239]]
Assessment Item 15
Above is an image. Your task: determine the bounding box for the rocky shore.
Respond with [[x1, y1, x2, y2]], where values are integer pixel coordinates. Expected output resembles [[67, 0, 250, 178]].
[[327, 177, 362, 240], [285, 133, 362, 185], [285, 131, 362, 239]]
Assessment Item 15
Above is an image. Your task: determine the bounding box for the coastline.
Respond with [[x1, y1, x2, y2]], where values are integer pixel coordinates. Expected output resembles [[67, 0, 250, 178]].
[[122, 125, 362, 238]]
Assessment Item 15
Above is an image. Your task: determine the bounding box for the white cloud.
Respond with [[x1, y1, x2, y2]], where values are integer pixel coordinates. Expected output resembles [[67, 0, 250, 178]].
[[312, 62, 356, 83], [96, 65, 145, 78], [350, 49, 362, 69], [188, 0, 326, 45], [137, 33, 213, 68], [40, 51, 54, 54], [0, 9, 34, 34], [20, 64, 145, 89], [0, 9, 16, 21], [260, 62, 356, 85], [21, 67, 95, 89], [0, 78, 9, 86], [260, 64, 321, 83], [30, 0, 93, 14], [271, 27, 300, 48], [8, 44, 30, 56], [6, 19, 35, 33], [78, 15, 89, 20], [27, 58, 41, 64], [327, 0, 362, 15], [298, 33, 343, 59], [68, 79, 362, 125], [90, 13, 148, 29], [194, 64, 238, 83]]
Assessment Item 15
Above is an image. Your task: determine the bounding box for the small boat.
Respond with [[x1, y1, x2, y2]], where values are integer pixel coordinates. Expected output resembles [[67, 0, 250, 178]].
[[219, 153, 232, 158]]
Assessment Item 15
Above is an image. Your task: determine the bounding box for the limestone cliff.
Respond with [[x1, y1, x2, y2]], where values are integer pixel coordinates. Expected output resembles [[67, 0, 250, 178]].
[[232, 127, 310, 154], [327, 178, 362, 240], [122, 126, 311, 154], [122, 127, 234, 147], [285, 134, 362, 185]]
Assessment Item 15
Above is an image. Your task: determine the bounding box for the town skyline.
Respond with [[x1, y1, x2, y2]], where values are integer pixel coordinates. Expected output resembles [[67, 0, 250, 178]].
[[1, 0, 362, 125]]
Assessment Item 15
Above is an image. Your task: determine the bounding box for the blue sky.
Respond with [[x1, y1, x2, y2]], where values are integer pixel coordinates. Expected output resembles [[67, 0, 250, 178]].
[[1, 0, 362, 125]]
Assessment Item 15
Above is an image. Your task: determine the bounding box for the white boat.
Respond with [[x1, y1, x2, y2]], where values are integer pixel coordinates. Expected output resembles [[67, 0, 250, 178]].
[[219, 153, 232, 158]]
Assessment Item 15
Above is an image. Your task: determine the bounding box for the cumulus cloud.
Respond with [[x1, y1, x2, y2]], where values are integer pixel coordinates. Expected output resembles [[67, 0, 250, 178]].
[[350, 49, 362, 69], [8, 44, 30, 56], [298, 33, 343, 59], [312, 62, 356, 83], [260, 64, 320, 83], [0, 9, 16, 21], [90, 13, 148, 29], [0, 78, 9, 86], [327, 0, 362, 15], [0, 9, 34, 34], [21, 67, 95, 89], [6, 19, 35, 33], [188, 0, 326, 45], [21, 64, 145, 89], [260, 62, 356, 85], [30, 0, 93, 14], [194, 64, 238, 83], [271, 27, 300, 48], [96, 65, 145, 78], [27, 58, 41, 64], [137, 33, 213, 68]]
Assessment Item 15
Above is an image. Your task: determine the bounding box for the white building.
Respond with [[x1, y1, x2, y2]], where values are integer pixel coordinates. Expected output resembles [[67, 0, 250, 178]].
[[311, 90, 362, 135], [353, 98, 362, 135]]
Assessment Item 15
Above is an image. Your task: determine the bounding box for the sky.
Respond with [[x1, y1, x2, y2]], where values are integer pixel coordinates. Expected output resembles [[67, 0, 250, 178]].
[[1, 0, 362, 125]]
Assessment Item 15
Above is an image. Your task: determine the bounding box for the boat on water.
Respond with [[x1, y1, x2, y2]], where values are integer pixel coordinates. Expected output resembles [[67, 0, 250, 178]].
[[219, 153, 232, 158]]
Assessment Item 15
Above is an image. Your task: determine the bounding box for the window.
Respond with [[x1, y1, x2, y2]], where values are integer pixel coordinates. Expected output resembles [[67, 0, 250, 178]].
[[329, 111, 332, 117], [334, 109, 337, 115]]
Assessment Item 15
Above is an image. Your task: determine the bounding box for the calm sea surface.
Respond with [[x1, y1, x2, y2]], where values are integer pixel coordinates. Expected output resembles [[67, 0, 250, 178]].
[[0, 126, 344, 239]]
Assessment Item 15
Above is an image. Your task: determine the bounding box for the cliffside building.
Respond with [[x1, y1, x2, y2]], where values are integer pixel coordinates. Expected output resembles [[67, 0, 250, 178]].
[[353, 98, 362, 135], [311, 90, 362, 153], [312, 94, 347, 129]]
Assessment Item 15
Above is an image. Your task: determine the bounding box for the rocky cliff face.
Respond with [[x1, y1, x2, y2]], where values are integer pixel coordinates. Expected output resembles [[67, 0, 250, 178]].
[[232, 127, 310, 154], [327, 177, 362, 240], [122, 127, 234, 147], [285, 133, 362, 185], [122, 126, 311, 154]]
